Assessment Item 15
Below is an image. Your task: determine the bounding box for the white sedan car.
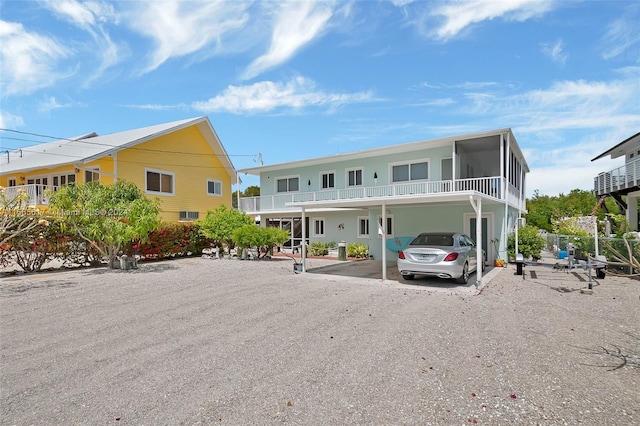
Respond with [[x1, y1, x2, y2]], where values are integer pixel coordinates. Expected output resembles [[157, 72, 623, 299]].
[[397, 232, 485, 284]]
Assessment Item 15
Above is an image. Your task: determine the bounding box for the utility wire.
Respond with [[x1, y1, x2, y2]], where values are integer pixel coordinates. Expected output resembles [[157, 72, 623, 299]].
[[0, 128, 259, 159]]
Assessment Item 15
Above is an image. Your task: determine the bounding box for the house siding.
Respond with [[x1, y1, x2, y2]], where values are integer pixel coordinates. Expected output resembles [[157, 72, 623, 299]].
[[116, 125, 233, 222], [260, 145, 454, 196]]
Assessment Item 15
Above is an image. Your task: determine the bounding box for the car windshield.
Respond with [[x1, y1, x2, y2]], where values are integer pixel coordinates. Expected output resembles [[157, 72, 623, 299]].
[[410, 234, 454, 247]]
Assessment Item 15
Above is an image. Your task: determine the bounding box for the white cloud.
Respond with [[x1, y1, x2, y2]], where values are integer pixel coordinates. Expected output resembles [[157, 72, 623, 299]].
[[525, 135, 626, 196], [241, 1, 336, 80], [45, 0, 98, 29], [541, 39, 567, 64], [127, 0, 251, 74], [0, 111, 25, 129], [123, 103, 189, 111], [429, 0, 555, 41], [600, 11, 640, 60], [192, 76, 375, 114], [450, 77, 639, 135], [0, 20, 71, 96], [38, 96, 73, 113], [43, 0, 121, 85]]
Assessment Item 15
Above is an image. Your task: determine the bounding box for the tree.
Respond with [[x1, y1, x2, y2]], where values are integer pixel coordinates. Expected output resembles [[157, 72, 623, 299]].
[[199, 205, 253, 254], [232, 225, 289, 258], [232, 185, 261, 209], [1, 186, 47, 246], [49, 181, 161, 268], [526, 189, 620, 232], [243, 185, 260, 197]]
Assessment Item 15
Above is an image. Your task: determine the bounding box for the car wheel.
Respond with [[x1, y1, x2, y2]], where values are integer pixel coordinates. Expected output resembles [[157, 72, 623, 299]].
[[402, 274, 415, 280], [482, 256, 486, 272], [455, 263, 469, 284]]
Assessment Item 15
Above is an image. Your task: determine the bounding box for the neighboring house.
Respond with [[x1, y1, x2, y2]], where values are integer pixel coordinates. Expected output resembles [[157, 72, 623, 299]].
[[238, 128, 529, 283], [0, 117, 237, 222], [591, 131, 640, 231]]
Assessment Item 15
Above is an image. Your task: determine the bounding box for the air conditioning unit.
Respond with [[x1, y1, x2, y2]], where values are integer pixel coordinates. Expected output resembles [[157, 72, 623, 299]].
[[179, 211, 199, 221]]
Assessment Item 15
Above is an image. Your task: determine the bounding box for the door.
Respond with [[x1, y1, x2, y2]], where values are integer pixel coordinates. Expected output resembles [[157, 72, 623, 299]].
[[468, 216, 489, 262]]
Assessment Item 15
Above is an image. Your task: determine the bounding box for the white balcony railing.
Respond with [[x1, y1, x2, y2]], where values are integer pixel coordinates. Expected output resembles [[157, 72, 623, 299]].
[[2, 184, 55, 206], [239, 176, 514, 213], [594, 157, 640, 196]]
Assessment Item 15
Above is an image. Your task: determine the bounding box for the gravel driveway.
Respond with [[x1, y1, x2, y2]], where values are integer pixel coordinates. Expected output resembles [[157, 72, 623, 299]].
[[1, 257, 638, 425]]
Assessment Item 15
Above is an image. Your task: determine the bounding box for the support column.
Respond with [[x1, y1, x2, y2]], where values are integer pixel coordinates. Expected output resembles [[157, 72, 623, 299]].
[[469, 196, 483, 288], [381, 203, 387, 281], [627, 196, 638, 231], [301, 208, 307, 272]]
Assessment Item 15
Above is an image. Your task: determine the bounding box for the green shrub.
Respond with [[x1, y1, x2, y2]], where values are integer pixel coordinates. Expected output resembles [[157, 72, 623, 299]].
[[347, 242, 368, 258], [126, 223, 214, 260], [507, 225, 545, 260], [309, 241, 334, 256]]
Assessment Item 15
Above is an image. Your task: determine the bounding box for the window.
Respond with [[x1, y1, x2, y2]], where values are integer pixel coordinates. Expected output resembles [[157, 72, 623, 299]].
[[377, 215, 394, 238], [85, 169, 100, 183], [347, 168, 363, 187], [8, 178, 16, 187], [357, 217, 369, 238], [207, 179, 222, 196], [441, 158, 453, 180], [313, 218, 325, 237], [320, 171, 335, 189], [146, 169, 174, 195], [179, 211, 199, 221], [391, 160, 429, 183], [53, 173, 76, 188], [276, 176, 299, 193]]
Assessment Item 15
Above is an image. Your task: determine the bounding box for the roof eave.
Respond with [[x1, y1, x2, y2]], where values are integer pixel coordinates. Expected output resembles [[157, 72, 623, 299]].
[[591, 131, 640, 162]]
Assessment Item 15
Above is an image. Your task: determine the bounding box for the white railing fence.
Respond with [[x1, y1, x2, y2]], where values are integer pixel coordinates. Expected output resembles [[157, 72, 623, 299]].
[[595, 157, 640, 195], [239, 176, 517, 213], [2, 184, 54, 205]]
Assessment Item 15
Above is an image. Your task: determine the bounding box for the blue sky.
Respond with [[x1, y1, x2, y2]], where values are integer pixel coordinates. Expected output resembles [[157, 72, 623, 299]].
[[1, 0, 639, 197]]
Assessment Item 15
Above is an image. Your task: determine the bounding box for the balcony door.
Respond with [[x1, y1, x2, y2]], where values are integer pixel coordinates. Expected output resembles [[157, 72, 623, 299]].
[[26, 177, 48, 204]]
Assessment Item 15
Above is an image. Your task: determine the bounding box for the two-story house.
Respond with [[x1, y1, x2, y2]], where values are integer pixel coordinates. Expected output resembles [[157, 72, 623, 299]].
[[592, 131, 640, 230], [238, 128, 529, 283], [0, 117, 237, 222]]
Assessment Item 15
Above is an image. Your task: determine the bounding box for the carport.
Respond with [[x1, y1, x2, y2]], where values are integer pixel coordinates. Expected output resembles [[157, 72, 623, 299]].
[[290, 191, 503, 288]]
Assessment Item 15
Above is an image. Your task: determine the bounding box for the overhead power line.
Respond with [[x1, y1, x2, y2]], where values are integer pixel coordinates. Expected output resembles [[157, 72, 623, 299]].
[[0, 127, 258, 159]]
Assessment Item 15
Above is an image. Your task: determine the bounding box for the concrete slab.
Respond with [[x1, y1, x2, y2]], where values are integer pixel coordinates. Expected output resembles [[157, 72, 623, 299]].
[[305, 259, 503, 295]]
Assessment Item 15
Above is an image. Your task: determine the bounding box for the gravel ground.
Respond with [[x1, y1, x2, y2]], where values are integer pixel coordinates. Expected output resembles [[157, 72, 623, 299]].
[[1, 256, 639, 425]]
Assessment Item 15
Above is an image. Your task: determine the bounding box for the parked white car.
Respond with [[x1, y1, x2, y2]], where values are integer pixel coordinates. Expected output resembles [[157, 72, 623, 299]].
[[397, 232, 485, 284]]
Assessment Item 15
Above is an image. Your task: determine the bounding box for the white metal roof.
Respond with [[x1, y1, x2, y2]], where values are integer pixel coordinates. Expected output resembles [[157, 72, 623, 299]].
[[1, 117, 236, 176], [239, 128, 528, 174]]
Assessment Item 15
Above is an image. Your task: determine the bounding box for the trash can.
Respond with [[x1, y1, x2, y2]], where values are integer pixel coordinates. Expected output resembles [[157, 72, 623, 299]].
[[338, 241, 347, 261], [515, 253, 524, 276]]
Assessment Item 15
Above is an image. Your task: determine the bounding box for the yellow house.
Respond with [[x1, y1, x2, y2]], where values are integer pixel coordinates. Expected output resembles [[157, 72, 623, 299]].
[[0, 117, 237, 222]]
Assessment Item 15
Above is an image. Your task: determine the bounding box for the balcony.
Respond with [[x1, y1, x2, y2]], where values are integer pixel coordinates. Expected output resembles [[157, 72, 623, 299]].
[[594, 157, 640, 196], [240, 176, 519, 213], [2, 184, 55, 206]]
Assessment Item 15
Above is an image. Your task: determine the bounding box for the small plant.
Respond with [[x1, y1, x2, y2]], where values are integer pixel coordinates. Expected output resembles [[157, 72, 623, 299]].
[[309, 241, 334, 256], [347, 242, 368, 258]]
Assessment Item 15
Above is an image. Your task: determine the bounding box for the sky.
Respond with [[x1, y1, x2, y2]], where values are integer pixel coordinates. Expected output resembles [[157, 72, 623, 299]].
[[1, 0, 639, 197]]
